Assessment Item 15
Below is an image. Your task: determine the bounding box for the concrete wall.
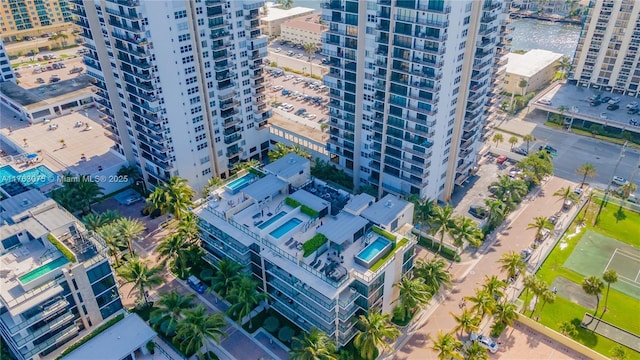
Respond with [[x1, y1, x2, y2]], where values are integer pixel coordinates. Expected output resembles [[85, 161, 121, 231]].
[[515, 315, 608, 360], [280, 23, 324, 47]]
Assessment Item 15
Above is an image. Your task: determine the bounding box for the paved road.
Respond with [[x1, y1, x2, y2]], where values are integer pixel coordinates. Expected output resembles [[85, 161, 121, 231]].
[[266, 50, 327, 77]]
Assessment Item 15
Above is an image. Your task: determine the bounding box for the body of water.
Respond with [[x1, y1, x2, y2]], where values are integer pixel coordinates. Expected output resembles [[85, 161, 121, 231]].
[[509, 18, 582, 57], [294, 0, 321, 11]]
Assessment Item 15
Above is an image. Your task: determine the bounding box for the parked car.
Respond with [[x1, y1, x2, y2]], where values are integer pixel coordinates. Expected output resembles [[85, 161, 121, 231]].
[[281, 89, 291, 95], [272, 85, 283, 91], [520, 248, 533, 262], [626, 101, 638, 109], [294, 108, 306, 116], [468, 205, 488, 219], [608, 97, 621, 104], [304, 114, 317, 120], [69, 66, 85, 75], [283, 75, 294, 81], [470, 333, 499, 354], [607, 103, 620, 111], [574, 187, 584, 197], [588, 94, 600, 102], [538, 144, 558, 156], [548, 215, 559, 225], [537, 98, 552, 105], [293, 77, 303, 84], [612, 176, 629, 186], [36, 77, 45, 83], [512, 146, 528, 156], [628, 108, 639, 115], [600, 96, 612, 104], [187, 275, 207, 294], [496, 155, 508, 164], [628, 194, 639, 204], [590, 100, 602, 106], [274, 47, 281, 53]]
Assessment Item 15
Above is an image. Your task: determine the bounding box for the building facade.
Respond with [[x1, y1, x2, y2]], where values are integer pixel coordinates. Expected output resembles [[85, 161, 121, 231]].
[[571, 0, 640, 96], [280, 16, 326, 48], [260, 6, 315, 37], [195, 154, 417, 347], [0, 37, 15, 82], [72, 0, 271, 191], [0, 190, 122, 360], [322, 0, 509, 200], [0, 0, 73, 42], [503, 49, 562, 94]]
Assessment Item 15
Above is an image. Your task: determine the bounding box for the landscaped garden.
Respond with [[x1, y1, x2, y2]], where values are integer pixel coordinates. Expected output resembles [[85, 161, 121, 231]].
[[522, 194, 640, 359]]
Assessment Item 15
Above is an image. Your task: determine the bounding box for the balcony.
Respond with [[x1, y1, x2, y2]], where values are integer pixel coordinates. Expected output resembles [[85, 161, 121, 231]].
[[138, 135, 167, 153], [321, 1, 343, 10], [75, 19, 90, 29], [210, 30, 230, 40], [243, 1, 262, 10], [117, 54, 151, 69], [226, 147, 243, 157], [421, 45, 445, 56], [133, 117, 162, 133], [114, 42, 148, 58], [120, 66, 152, 81], [108, 18, 144, 33], [106, 0, 140, 7], [131, 106, 161, 124], [111, 30, 146, 45], [105, 7, 143, 20]]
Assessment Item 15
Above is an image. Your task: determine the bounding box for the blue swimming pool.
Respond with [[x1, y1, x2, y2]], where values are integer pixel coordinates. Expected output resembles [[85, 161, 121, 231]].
[[225, 174, 255, 194], [19, 257, 69, 284], [258, 211, 287, 230], [355, 237, 393, 268], [269, 218, 302, 239], [0, 165, 58, 188]]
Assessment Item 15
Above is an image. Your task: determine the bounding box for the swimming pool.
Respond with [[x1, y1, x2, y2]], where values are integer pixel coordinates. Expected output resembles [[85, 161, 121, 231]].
[[258, 211, 287, 229], [0, 165, 58, 188], [18, 257, 69, 284], [225, 174, 255, 194], [355, 237, 393, 268], [269, 218, 302, 239]]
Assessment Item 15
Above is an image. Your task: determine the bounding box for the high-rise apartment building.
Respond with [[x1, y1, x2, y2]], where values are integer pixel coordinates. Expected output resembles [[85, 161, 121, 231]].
[[571, 0, 640, 95], [72, 0, 271, 190], [0, 190, 122, 360], [0, 38, 16, 82], [322, 0, 508, 201], [195, 154, 416, 346], [0, 0, 73, 42]]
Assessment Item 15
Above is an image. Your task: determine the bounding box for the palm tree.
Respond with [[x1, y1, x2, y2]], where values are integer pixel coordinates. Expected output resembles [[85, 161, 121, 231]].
[[227, 275, 267, 329], [466, 289, 496, 319], [464, 341, 489, 360], [450, 216, 483, 255], [410, 197, 436, 229], [353, 312, 400, 360], [498, 251, 526, 281], [116, 256, 163, 304], [150, 290, 195, 336], [49, 32, 69, 48], [558, 321, 578, 338], [206, 259, 242, 298], [157, 233, 191, 277], [75, 178, 105, 214], [619, 182, 638, 200], [82, 213, 108, 231], [484, 198, 507, 229], [554, 55, 571, 78], [602, 269, 618, 313], [290, 328, 338, 360], [430, 331, 463, 360], [118, 164, 142, 186], [395, 277, 432, 321], [450, 309, 479, 337], [576, 163, 596, 188], [582, 275, 604, 318], [97, 223, 125, 267], [493, 301, 518, 328], [528, 277, 547, 315], [482, 275, 506, 301], [304, 43, 317, 75], [413, 258, 452, 294], [176, 305, 227, 359], [610, 345, 628, 360], [553, 186, 579, 209], [518, 79, 528, 96], [535, 287, 556, 316], [492, 133, 504, 148], [527, 216, 554, 241], [489, 175, 528, 209], [277, 0, 294, 10], [115, 217, 145, 255], [522, 134, 535, 153], [147, 176, 194, 220], [429, 205, 455, 253], [508, 136, 519, 150], [202, 177, 223, 198], [521, 274, 538, 308], [177, 212, 200, 243]]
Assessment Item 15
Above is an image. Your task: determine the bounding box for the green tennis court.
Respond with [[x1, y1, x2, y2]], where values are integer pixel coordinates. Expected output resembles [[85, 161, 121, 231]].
[[563, 230, 640, 300]]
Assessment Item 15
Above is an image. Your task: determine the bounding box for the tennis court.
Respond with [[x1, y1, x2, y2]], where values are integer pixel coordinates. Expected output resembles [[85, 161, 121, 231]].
[[563, 230, 640, 300]]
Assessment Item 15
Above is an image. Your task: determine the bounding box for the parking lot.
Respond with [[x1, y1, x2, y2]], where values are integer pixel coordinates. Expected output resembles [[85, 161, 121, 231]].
[[14, 56, 85, 89], [268, 39, 324, 66], [266, 68, 329, 124]]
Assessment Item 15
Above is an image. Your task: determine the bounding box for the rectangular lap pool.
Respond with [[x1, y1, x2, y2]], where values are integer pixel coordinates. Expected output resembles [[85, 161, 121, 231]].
[[269, 218, 302, 239], [19, 257, 69, 284], [225, 174, 255, 194], [355, 237, 393, 268], [0, 165, 58, 188], [258, 211, 287, 229]]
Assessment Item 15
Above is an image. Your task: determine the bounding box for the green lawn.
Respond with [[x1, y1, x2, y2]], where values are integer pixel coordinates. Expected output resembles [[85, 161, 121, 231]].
[[524, 197, 640, 359]]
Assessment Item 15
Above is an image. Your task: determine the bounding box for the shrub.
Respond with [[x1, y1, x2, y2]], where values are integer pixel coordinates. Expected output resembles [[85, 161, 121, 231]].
[[56, 314, 125, 359], [301, 205, 319, 218], [372, 226, 396, 241], [248, 168, 265, 177], [416, 234, 460, 262], [302, 233, 328, 257], [285, 197, 301, 208], [47, 234, 76, 262]]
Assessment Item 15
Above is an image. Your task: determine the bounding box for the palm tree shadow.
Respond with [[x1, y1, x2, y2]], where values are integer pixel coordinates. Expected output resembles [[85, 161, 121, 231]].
[[614, 206, 626, 222]]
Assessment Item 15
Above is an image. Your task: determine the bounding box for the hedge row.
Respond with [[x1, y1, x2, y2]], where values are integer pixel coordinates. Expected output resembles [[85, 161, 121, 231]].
[[302, 233, 328, 257], [56, 314, 125, 359], [416, 234, 460, 262], [285, 197, 319, 218], [372, 226, 396, 241], [47, 234, 77, 263]]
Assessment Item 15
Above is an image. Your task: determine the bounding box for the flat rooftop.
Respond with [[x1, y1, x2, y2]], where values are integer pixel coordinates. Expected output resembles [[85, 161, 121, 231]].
[[0, 74, 94, 109], [262, 7, 314, 22], [532, 82, 640, 134], [63, 314, 156, 360], [264, 152, 309, 179], [506, 49, 563, 78]]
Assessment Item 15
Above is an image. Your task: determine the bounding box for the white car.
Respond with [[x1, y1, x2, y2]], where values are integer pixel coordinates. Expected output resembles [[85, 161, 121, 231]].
[[274, 47, 281, 53], [612, 176, 629, 186], [293, 77, 303, 84], [470, 333, 499, 354], [283, 75, 294, 81], [296, 53, 303, 58], [608, 97, 621, 105], [626, 101, 638, 109], [304, 114, 317, 120], [537, 99, 552, 105], [273, 85, 283, 91], [600, 112, 608, 119]]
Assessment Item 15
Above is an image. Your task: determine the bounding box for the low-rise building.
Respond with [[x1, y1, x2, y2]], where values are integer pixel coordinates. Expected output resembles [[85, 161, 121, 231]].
[[261, 7, 315, 37], [0, 38, 15, 83], [280, 16, 326, 47], [0, 190, 123, 360], [503, 49, 563, 95], [195, 154, 417, 347]]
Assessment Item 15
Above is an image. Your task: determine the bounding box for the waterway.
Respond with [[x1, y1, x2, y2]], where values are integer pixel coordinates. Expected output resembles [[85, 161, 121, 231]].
[[509, 18, 582, 57]]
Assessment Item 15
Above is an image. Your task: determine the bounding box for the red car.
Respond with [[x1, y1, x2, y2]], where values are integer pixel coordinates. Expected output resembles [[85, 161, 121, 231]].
[[496, 155, 508, 164]]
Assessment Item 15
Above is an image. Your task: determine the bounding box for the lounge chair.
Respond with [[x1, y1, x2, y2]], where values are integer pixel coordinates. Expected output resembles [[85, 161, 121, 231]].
[[309, 259, 318, 267], [314, 260, 322, 269], [285, 237, 294, 246]]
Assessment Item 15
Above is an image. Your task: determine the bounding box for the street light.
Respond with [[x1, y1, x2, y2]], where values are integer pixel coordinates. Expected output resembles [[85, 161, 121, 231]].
[[595, 141, 628, 225]]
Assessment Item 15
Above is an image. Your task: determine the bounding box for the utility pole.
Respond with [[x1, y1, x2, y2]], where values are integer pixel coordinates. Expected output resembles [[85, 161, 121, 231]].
[[595, 141, 627, 225]]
